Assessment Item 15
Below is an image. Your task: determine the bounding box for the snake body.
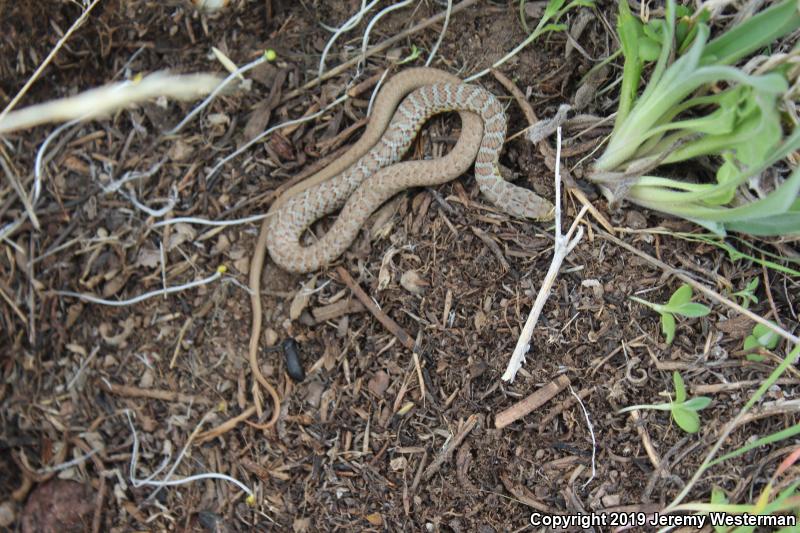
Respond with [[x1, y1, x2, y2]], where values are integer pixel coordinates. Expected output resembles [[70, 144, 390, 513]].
[[264, 67, 554, 273], [246, 68, 554, 419]]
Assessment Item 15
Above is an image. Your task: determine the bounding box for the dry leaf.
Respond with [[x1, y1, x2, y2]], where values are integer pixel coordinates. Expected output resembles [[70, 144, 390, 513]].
[[377, 248, 400, 291], [102, 271, 130, 298], [62, 155, 89, 174], [368, 370, 389, 398], [292, 517, 311, 533], [290, 275, 317, 320], [167, 223, 196, 251], [99, 317, 136, 348], [400, 270, 427, 295], [135, 246, 160, 269], [365, 513, 383, 526], [473, 310, 487, 331], [389, 457, 407, 471], [212, 233, 231, 255], [167, 139, 194, 161]]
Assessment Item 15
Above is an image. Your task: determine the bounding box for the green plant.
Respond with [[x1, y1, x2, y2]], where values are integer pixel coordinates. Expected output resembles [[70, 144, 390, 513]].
[[619, 371, 712, 433], [668, 233, 800, 277], [630, 284, 711, 344], [731, 278, 759, 309], [674, 447, 800, 533], [467, 0, 594, 81], [590, 0, 800, 236], [659, 343, 800, 533], [744, 322, 780, 353], [397, 44, 421, 65]]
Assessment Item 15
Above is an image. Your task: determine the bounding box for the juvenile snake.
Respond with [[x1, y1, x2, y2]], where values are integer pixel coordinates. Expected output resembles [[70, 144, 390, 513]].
[[247, 69, 553, 414], [264, 67, 554, 273]]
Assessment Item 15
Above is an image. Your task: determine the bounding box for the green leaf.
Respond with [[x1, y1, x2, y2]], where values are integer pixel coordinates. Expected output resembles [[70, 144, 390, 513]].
[[615, 0, 645, 127], [672, 406, 701, 433], [682, 396, 712, 411], [733, 277, 760, 309], [710, 421, 800, 467], [673, 371, 687, 403], [397, 44, 421, 65], [745, 277, 759, 292], [668, 284, 693, 306], [745, 323, 780, 351], [661, 312, 676, 344], [711, 487, 730, 533], [537, 22, 568, 34], [638, 37, 661, 61], [670, 302, 712, 318], [711, 486, 728, 504], [743, 335, 761, 351], [700, 0, 800, 66], [754, 324, 780, 349], [725, 199, 800, 235]]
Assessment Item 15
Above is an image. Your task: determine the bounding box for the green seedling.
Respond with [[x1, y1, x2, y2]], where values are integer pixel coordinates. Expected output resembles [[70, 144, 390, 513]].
[[630, 284, 711, 344], [590, 0, 800, 236], [743, 322, 780, 362], [674, 447, 800, 532], [619, 371, 712, 433], [670, 234, 800, 277], [731, 277, 759, 309], [397, 44, 421, 65]]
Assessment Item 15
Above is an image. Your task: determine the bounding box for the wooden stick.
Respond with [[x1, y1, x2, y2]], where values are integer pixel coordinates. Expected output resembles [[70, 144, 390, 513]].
[[99, 381, 213, 404], [336, 266, 415, 350], [336, 266, 414, 350], [423, 414, 479, 480], [495, 374, 571, 428]]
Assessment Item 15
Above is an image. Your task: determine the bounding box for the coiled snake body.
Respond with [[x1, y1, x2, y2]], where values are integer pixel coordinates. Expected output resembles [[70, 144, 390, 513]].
[[263, 67, 554, 274]]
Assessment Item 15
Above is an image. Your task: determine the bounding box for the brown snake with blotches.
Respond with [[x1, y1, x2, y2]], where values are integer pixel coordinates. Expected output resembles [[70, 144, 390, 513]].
[[247, 68, 554, 423]]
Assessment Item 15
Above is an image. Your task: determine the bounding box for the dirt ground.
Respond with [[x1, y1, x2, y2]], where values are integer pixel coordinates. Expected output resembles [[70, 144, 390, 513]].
[[1, 0, 799, 531]]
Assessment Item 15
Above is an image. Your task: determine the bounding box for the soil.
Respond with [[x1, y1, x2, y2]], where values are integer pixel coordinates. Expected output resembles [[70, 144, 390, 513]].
[[1, 0, 798, 531]]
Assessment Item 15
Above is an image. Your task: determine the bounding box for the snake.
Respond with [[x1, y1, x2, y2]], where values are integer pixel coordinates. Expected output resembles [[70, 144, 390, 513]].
[[246, 68, 554, 420], [264, 67, 554, 273]]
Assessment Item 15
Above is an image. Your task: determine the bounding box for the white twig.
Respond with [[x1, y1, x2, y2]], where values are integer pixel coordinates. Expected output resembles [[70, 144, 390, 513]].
[[98, 159, 180, 217], [0, 72, 223, 134], [125, 410, 255, 503], [425, 0, 452, 66], [360, 0, 414, 75], [166, 55, 266, 135], [35, 447, 101, 476], [319, 0, 381, 79], [35, 119, 81, 205], [159, 240, 167, 299], [570, 385, 596, 489], [502, 127, 587, 382], [0, 0, 102, 123], [151, 213, 271, 228], [54, 267, 226, 307]]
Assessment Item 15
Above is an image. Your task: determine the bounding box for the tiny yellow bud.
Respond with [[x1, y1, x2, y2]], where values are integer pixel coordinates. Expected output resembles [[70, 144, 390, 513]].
[[246, 494, 256, 506], [132, 73, 144, 83], [264, 49, 277, 62], [396, 401, 415, 415], [217, 265, 227, 274]]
